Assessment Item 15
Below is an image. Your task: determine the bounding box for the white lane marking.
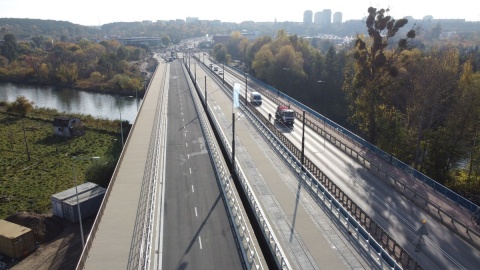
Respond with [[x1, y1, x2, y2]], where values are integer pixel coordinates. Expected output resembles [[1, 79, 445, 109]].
[[186, 142, 188, 147], [184, 133, 186, 137], [199, 236, 202, 249], [192, 185, 194, 193], [188, 154, 190, 159], [195, 207, 198, 217], [189, 168, 192, 174]]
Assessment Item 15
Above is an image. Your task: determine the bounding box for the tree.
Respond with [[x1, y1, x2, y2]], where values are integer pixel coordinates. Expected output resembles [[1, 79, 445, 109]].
[[343, 7, 417, 144], [430, 23, 442, 40], [161, 36, 171, 47], [451, 61, 480, 183], [274, 44, 306, 96], [85, 158, 116, 188], [226, 32, 246, 61], [7, 96, 34, 117], [1, 33, 18, 62], [57, 62, 79, 84], [406, 46, 458, 174], [212, 43, 228, 63], [252, 45, 274, 82]]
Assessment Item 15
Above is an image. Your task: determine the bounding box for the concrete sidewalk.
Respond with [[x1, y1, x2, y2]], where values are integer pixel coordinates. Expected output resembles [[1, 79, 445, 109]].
[[80, 62, 167, 269]]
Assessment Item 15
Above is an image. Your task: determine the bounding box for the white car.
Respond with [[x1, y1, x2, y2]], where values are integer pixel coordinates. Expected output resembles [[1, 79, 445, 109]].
[[219, 70, 224, 75]]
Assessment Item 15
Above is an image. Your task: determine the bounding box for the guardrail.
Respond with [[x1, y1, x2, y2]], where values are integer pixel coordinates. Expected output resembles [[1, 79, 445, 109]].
[[126, 64, 168, 269], [187, 58, 293, 269], [184, 63, 265, 269]]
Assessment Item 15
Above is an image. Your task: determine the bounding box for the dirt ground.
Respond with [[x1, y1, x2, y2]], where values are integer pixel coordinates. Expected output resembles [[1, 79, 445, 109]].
[[3, 212, 93, 270]]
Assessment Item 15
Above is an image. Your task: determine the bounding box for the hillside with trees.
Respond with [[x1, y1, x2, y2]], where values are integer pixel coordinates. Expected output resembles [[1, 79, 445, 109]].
[[0, 32, 153, 96]]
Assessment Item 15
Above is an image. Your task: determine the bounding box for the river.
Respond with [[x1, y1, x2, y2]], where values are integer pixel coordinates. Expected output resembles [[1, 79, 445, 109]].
[[0, 83, 140, 123]]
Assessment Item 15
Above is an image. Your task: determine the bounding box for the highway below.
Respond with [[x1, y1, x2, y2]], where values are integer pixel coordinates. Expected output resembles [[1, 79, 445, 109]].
[[197, 53, 480, 269], [193, 55, 376, 269]]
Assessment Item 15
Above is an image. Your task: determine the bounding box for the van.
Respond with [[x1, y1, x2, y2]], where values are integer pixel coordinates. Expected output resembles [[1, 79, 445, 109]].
[[250, 91, 262, 105], [213, 66, 219, 71]]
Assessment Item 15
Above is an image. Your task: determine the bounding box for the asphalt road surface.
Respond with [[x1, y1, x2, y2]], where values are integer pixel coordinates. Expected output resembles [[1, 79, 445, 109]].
[[160, 60, 243, 269]]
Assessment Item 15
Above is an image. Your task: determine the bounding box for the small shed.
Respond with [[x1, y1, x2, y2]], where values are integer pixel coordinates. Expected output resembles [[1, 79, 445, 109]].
[[0, 220, 35, 259], [51, 182, 106, 223], [53, 116, 84, 137]]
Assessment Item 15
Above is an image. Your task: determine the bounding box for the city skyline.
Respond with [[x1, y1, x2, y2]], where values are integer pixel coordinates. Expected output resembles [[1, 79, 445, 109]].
[[1, 0, 478, 26]]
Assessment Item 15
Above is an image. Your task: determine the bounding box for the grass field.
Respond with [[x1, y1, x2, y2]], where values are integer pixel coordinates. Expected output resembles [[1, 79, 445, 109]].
[[0, 107, 124, 219]]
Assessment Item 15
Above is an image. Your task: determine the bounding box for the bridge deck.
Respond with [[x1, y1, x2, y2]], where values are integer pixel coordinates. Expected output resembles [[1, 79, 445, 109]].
[[80, 62, 167, 269]]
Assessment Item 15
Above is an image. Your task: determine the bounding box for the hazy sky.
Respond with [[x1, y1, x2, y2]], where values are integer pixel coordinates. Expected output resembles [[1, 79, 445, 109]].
[[1, 0, 479, 26]]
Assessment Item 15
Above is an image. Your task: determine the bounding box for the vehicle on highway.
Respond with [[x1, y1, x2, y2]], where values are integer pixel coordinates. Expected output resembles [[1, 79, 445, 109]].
[[209, 63, 213, 68], [219, 70, 224, 75], [275, 104, 295, 126], [250, 91, 262, 105], [213, 66, 219, 71]]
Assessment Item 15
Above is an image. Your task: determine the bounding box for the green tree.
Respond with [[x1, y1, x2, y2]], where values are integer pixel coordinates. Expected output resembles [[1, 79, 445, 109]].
[[1, 33, 18, 62], [7, 96, 34, 117], [452, 61, 480, 183], [246, 36, 272, 72], [323, 46, 348, 123], [407, 47, 458, 174], [252, 44, 274, 82], [161, 36, 171, 47], [212, 43, 228, 63], [85, 158, 117, 188], [226, 32, 246, 61]]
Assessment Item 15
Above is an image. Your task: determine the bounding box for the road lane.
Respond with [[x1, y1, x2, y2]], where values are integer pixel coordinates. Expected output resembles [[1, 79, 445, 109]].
[[212, 58, 480, 269], [160, 60, 243, 269], [194, 57, 374, 269]]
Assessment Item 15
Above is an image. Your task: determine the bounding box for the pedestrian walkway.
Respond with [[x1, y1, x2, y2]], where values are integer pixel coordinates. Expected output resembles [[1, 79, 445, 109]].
[[77, 62, 167, 269]]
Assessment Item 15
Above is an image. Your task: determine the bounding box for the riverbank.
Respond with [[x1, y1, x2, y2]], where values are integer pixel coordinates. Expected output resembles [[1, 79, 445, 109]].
[[0, 105, 124, 219]]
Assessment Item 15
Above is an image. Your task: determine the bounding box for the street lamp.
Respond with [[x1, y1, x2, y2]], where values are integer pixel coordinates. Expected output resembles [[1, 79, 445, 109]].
[[72, 156, 100, 249], [244, 72, 248, 106], [118, 96, 134, 148], [283, 67, 291, 100], [317, 80, 326, 150]]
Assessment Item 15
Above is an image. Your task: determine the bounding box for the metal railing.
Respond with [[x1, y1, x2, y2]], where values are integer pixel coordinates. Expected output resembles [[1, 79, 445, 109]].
[[126, 63, 168, 269], [184, 63, 265, 269]]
